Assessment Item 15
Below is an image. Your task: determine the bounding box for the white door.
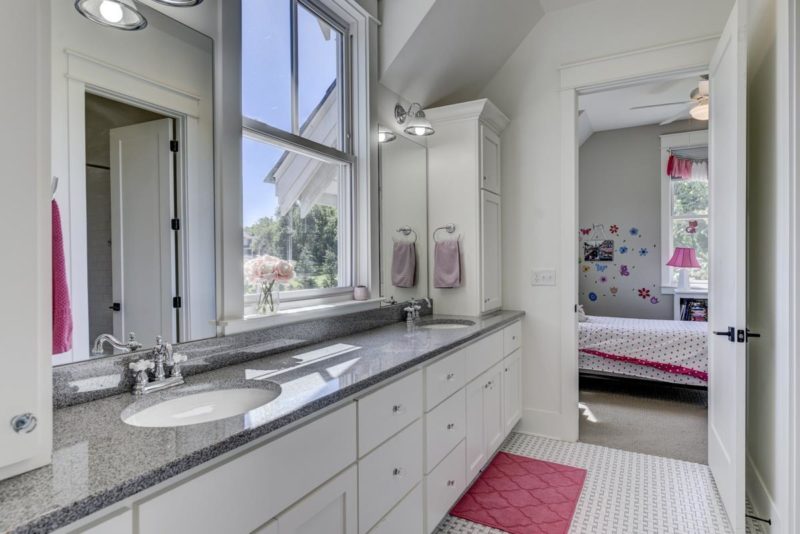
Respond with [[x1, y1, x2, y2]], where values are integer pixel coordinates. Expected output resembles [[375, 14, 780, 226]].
[[109, 119, 175, 347], [276, 465, 357, 534], [483, 363, 505, 453], [502, 350, 523, 435], [481, 190, 502, 312], [465, 378, 486, 482], [707, 3, 747, 532]]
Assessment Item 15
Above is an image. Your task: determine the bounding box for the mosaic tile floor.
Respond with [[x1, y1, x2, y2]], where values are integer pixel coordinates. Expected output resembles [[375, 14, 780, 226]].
[[435, 433, 766, 534]]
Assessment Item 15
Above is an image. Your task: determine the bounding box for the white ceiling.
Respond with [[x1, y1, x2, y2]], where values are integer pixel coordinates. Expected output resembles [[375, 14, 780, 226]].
[[539, 0, 598, 12], [379, 0, 545, 106], [578, 76, 703, 135]]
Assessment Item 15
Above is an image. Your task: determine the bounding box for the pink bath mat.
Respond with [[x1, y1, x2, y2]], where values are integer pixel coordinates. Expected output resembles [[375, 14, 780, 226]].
[[450, 452, 586, 534]]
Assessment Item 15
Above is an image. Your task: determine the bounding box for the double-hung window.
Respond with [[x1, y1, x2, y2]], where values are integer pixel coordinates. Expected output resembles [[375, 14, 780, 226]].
[[242, 0, 354, 315]]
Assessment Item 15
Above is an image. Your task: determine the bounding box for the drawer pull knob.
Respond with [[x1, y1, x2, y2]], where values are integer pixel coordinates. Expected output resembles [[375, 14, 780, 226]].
[[447, 480, 455, 486], [446, 372, 455, 381], [392, 404, 403, 414], [393, 467, 403, 477], [447, 423, 455, 430]]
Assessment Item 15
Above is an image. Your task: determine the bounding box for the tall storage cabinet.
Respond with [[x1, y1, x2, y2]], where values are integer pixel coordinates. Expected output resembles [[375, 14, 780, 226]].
[[427, 99, 510, 316]]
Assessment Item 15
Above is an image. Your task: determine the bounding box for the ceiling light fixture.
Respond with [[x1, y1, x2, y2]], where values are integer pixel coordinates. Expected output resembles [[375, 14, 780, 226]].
[[689, 97, 709, 121], [378, 128, 396, 143], [395, 103, 435, 136], [151, 0, 205, 6], [74, 0, 148, 30]]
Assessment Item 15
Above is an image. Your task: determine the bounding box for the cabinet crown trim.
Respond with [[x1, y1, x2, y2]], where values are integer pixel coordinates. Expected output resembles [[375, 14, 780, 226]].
[[425, 98, 510, 133]]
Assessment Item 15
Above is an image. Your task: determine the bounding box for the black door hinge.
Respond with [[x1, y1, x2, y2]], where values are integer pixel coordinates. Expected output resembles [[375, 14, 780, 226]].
[[170, 140, 179, 152], [109, 302, 121, 312], [171, 218, 180, 231], [173, 296, 182, 309]]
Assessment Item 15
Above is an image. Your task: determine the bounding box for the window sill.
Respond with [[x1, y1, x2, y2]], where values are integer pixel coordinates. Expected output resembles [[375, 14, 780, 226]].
[[661, 286, 709, 295], [222, 297, 384, 336]]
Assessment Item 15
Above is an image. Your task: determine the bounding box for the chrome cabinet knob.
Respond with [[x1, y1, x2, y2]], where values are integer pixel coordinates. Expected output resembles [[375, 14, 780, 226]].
[[447, 480, 455, 486], [447, 423, 455, 430], [10, 413, 37, 434]]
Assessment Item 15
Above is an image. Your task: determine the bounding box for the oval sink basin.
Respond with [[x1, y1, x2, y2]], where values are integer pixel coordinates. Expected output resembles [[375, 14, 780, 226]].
[[417, 319, 475, 330], [122, 387, 281, 428]]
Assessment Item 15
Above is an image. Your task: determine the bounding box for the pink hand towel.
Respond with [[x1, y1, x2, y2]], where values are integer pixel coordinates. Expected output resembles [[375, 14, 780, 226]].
[[434, 239, 461, 288], [52, 200, 73, 354], [391, 241, 416, 288]]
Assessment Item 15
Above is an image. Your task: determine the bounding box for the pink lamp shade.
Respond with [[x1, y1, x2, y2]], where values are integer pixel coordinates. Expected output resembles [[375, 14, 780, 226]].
[[666, 247, 701, 269]]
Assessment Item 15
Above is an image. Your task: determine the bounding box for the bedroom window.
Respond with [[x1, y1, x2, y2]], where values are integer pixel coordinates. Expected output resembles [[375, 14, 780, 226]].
[[242, 0, 356, 316], [668, 177, 709, 286]]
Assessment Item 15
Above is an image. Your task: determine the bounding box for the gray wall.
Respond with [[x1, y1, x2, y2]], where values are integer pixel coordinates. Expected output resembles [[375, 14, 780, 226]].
[[578, 120, 704, 319]]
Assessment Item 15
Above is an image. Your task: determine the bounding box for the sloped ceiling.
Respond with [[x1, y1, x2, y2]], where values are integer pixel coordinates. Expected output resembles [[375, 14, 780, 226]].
[[379, 0, 546, 107]]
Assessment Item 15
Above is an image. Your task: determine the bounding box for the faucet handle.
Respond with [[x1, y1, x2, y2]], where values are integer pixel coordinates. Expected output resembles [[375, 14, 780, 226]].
[[173, 353, 187, 364], [170, 353, 187, 379], [127, 332, 143, 351], [129, 359, 154, 373]]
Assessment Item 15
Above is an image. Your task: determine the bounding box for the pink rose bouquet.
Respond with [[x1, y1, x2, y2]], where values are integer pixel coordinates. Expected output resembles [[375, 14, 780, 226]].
[[244, 255, 295, 313]]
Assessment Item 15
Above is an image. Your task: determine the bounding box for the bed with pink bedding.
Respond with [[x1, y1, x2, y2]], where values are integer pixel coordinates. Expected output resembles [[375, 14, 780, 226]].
[[579, 315, 708, 387]]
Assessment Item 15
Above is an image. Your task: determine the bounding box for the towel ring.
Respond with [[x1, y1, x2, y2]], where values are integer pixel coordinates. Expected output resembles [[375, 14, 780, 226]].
[[433, 223, 457, 242], [395, 226, 417, 243]]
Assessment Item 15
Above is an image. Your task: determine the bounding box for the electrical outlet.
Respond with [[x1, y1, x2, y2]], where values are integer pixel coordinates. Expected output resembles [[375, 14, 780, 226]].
[[531, 269, 557, 286]]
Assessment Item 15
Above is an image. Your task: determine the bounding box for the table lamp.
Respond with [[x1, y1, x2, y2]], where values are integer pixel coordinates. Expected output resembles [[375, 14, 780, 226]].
[[667, 247, 701, 290]]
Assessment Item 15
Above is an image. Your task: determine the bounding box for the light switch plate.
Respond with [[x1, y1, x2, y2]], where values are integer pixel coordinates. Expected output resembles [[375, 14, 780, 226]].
[[531, 269, 557, 286]]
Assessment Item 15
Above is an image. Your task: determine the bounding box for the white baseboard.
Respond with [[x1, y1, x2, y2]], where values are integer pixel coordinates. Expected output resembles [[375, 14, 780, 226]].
[[746, 451, 779, 531], [516, 407, 579, 441]]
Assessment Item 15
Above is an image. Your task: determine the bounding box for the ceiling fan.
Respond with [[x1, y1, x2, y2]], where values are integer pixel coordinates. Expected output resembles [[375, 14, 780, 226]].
[[629, 76, 710, 125]]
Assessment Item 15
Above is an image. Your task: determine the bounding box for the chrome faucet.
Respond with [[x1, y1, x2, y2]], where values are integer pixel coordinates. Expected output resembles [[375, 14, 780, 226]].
[[128, 336, 186, 395], [405, 298, 423, 326], [91, 332, 142, 356]]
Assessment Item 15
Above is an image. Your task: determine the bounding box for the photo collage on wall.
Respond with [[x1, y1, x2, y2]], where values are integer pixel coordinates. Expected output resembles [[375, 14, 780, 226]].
[[578, 224, 660, 305]]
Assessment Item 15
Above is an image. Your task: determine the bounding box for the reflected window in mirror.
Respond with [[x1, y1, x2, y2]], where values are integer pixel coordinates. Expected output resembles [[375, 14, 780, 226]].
[[242, 0, 354, 316]]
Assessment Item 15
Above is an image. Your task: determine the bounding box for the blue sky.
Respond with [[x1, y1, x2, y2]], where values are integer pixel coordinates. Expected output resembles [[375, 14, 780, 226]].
[[241, 0, 339, 227]]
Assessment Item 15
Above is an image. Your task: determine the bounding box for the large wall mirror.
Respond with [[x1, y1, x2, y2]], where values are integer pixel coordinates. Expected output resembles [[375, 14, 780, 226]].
[[378, 127, 429, 302], [52, 3, 215, 365]]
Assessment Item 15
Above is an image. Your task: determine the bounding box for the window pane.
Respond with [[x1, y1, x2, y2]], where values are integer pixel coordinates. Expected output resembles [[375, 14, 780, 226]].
[[242, 0, 292, 131], [243, 137, 347, 312], [671, 218, 709, 282], [297, 3, 342, 149], [671, 179, 709, 217]]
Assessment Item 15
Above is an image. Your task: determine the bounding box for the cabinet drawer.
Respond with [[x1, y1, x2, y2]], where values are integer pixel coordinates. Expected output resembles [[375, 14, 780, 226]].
[[368, 483, 423, 534], [358, 370, 422, 456], [359, 419, 423, 533], [425, 350, 465, 411], [425, 440, 466, 533], [425, 388, 465, 473], [138, 404, 357, 534], [464, 332, 503, 383], [76, 509, 132, 534], [504, 321, 521, 356]]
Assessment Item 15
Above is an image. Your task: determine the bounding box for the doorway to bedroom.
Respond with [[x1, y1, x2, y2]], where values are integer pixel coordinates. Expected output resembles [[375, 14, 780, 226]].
[[575, 75, 711, 464]]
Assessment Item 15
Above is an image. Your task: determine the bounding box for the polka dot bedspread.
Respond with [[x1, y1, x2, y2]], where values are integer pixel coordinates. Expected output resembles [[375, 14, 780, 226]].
[[579, 315, 708, 387]]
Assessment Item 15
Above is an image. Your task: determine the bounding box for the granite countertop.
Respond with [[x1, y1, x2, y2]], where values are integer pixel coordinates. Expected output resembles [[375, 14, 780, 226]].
[[0, 311, 524, 534]]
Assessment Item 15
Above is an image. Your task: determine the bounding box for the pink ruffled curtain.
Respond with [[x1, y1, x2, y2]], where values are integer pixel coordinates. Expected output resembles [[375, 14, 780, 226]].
[[666, 154, 708, 181]]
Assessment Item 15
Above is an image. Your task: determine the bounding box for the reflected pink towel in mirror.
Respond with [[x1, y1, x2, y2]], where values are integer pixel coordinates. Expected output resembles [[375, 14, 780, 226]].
[[434, 239, 461, 288], [52, 200, 73, 354], [391, 241, 416, 288]]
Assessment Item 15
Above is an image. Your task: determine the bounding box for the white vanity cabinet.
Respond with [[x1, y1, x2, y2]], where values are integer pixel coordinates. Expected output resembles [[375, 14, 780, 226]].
[[60, 322, 523, 534], [427, 99, 510, 317]]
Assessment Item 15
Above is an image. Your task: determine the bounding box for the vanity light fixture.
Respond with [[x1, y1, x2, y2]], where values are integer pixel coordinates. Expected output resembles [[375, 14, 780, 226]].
[[74, 0, 148, 31], [378, 128, 396, 143], [394, 103, 435, 136], [151, 0, 204, 5]]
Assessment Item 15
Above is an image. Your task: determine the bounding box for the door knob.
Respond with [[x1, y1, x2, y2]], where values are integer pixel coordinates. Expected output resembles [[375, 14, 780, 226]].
[[738, 328, 761, 343], [713, 327, 735, 343]]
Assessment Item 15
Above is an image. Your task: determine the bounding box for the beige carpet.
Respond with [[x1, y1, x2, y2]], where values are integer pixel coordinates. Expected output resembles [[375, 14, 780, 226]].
[[578, 376, 708, 464]]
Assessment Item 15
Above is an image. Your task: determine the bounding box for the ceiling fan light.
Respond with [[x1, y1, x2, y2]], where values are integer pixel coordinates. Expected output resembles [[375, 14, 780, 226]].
[[74, 0, 147, 30], [690, 101, 709, 121]]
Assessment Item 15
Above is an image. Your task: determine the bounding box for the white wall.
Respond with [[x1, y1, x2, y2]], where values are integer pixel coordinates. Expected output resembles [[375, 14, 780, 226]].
[[745, 0, 794, 530], [479, 0, 733, 439]]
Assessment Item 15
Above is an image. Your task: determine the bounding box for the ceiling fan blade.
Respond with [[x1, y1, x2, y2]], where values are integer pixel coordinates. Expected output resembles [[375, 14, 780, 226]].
[[659, 105, 692, 125], [630, 101, 692, 111]]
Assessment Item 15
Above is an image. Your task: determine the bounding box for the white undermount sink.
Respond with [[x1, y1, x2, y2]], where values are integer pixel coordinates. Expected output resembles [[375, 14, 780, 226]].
[[122, 387, 281, 428], [417, 319, 475, 330]]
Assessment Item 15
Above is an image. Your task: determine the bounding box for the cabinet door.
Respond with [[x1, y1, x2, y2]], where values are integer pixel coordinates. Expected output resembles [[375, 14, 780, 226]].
[[480, 126, 501, 194], [276, 465, 357, 534], [483, 363, 505, 454], [480, 191, 502, 313], [502, 350, 522, 435], [465, 378, 486, 483]]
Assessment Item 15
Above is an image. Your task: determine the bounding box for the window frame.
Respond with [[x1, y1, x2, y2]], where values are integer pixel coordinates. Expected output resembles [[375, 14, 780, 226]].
[[241, 0, 357, 314], [659, 130, 709, 291]]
